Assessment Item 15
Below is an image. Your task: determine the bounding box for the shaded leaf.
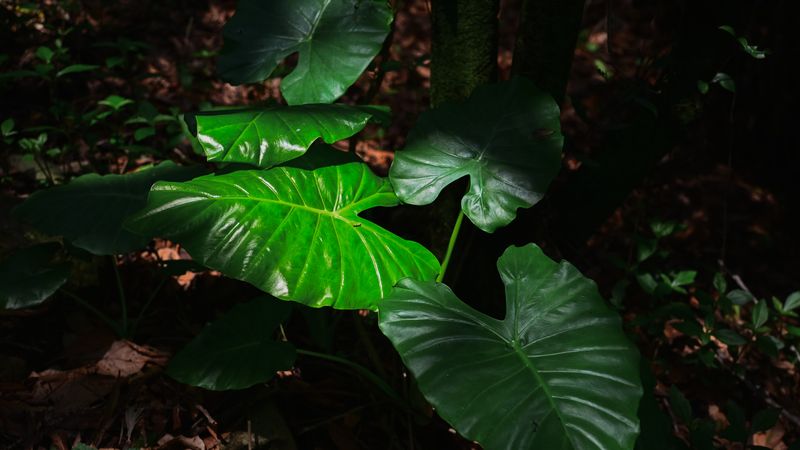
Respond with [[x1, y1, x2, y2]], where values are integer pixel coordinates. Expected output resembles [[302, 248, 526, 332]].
[[752, 301, 768, 329], [13, 162, 207, 255], [0, 243, 69, 310], [389, 78, 563, 232], [751, 408, 780, 433], [126, 163, 440, 310], [218, 0, 392, 105], [714, 329, 747, 346], [56, 64, 99, 77], [187, 105, 386, 168], [379, 244, 641, 450], [783, 291, 800, 313], [669, 385, 692, 424], [167, 297, 295, 390]]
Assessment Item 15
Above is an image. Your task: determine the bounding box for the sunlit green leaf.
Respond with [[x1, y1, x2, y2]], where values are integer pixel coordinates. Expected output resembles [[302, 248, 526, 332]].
[[127, 163, 440, 310], [187, 104, 387, 168]]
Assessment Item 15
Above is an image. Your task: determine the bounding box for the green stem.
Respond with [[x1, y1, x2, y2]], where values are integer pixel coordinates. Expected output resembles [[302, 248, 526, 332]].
[[296, 348, 406, 409], [437, 210, 465, 283], [61, 289, 123, 337], [111, 256, 128, 337]]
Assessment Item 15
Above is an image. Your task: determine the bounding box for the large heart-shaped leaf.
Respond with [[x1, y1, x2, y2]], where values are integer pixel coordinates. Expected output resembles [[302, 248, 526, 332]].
[[379, 244, 642, 450], [218, 0, 393, 105], [389, 78, 563, 232], [187, 104, 387, 168], [0, 243, 69, 310], [167, 296, 295, 390], [13, 162, 206, 255], [126, 163, 440, 310]]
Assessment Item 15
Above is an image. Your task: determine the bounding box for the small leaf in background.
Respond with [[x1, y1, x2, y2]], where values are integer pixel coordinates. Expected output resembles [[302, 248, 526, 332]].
[[712, 72, 736, 93], [713, 272, 727, 295], [635, 236, 658, 262], [56, 64, 99, 77], [167, 296, 295, 390], [674, 320, 703, 338], [672, 270, 697, 287], [133, 126, 155, 141], [1, 118, 16, 137], [751, 408, 780, 433], [379, 244, 642, 450], [389, 77, 563, 233], [669, 385, 692, 424], [727, 289, 754, 305], [35, 46, 54, 64], [650, 219, 678, 238], [751, 301, 768, 329], [697, 80, 710, 95], [783, 291, 800, 313], [755, 335, 783, 358], [0, 243, 69, 310], [13, 162, 207, 255], [721, 401, 747, 443], [98, 94, 134, 111], [714, 328, 747, 346]]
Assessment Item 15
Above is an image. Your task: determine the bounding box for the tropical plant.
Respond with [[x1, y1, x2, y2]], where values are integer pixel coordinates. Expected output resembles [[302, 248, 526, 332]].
[[5, 0, 645, 448]]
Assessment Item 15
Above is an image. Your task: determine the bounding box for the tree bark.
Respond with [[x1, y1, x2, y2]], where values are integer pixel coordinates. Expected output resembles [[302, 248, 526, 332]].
[[430, 0, 499, 106], [512, 0, 585, 103]]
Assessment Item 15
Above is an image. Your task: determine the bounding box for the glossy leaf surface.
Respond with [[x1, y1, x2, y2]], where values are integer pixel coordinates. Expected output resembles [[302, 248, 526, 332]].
[[167, 296, 295, 390], [127, 163, 440, 310], [13, 162, 206, 255], [188, 105, 387, 168], [379, 244, 642, 450], [389, 78, 563, 232], [0, 243, 69, 310], [218, 0, 393, 105]]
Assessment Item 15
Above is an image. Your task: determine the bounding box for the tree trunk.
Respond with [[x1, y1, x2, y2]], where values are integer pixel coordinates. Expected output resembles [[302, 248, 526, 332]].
[[430, 0, 499, 106], [512, 0, 585, 103]]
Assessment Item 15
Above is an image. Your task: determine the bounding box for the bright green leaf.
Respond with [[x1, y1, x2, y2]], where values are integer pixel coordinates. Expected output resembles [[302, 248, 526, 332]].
[[56, 64, 100, 77], [389, 78, 563, 233], [13, 162, 207, 255], [217, 0, 393, 105], [187, 105, 387, 168], [167, 296, 295, 390], [0, 243, 69, 310], [126, 163, 440, 310], [378, 244, 642, 450]]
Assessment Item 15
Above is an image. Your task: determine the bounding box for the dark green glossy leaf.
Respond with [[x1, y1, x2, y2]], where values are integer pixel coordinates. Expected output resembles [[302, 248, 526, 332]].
[[379, 244, 641, 450], [187, 105, 386, 168], [167, 296, 295, 390], [218, 0, 392, 105], [727, 289, 754, 305], [389, 78, 563, 232], [783, 291, 800, 313], [669, 385, 692, 424], [13, 162, 207, 255], [751, 408, 780, 433], [0, 243, 69, 310], [127, 163, 440, 310], [752, 301, 768, 329], [714, 328, 747, 346]]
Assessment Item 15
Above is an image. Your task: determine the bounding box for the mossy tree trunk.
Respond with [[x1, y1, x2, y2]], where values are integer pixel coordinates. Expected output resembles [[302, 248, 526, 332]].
[[512, 0, 586, 103], [429, 0, 499, 106]]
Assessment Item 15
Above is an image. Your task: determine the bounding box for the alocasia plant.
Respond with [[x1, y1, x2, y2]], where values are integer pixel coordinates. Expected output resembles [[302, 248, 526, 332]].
[[7, 1, 643, 448]]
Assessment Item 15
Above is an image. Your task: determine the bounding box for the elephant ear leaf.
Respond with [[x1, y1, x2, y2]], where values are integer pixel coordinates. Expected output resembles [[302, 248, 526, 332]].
[[379, 244, 642, 450], [126, 163, 440, 310], [12, 162, 207, 255], [0, 243, 69, 310], [389, 77, 563, 233], [187, 104, 387, 168], [218, 0, 393, 105], [167, 296, 295, 391]]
